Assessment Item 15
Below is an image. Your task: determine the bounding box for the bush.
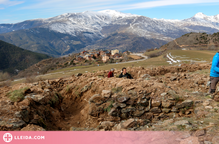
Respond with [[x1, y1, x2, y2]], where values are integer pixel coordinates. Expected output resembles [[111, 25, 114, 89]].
[[7, 87, 29, 102]]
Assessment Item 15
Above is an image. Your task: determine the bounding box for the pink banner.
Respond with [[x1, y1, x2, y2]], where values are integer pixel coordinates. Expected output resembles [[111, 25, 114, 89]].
[[1, 131, 198, 144]]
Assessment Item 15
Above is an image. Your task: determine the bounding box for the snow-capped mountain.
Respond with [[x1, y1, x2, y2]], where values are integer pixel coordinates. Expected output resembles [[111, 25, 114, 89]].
[[40, 10, 140, 41], [0, 10, 219, 56]]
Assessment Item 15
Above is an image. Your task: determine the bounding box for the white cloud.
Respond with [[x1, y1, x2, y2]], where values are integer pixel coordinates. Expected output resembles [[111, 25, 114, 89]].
[[2, 19, 9, 21], [119, 0, 219, 10], [0, 0, 24, 6], [20, 0, 127, 10], [0, 7, 4, 9], [19, 0, 219, 13]]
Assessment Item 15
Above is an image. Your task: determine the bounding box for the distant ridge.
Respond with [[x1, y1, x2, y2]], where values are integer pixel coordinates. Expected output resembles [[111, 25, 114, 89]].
[[0, 10, 219, 56], [0, 40, 50, 74]]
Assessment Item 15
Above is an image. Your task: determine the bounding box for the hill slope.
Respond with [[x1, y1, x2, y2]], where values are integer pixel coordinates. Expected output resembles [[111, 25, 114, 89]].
[[160, 32, 219, 50], [0, 28, 96, 57], [83, 32, 167, 52], [0, 40, 50, 74]]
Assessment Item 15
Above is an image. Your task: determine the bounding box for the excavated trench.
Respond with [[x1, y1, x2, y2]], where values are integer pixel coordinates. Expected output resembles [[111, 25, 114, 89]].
[[0, 63, 213, 131]]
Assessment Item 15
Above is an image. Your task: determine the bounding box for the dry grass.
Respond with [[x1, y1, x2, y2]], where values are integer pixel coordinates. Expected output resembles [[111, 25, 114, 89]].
[[0, 72, 11, 81], [9, 55, 168, 85], [144, 49, 163, 56], [170, 50, 215, 62], [25, 76, 38, 83], [128, 55, 142, 60], [0, 80, 11, 87], [11, 49, 215, 86]]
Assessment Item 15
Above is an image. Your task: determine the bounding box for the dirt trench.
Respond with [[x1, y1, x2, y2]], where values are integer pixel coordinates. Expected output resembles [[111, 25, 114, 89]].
[[0, 63, 213, 131]]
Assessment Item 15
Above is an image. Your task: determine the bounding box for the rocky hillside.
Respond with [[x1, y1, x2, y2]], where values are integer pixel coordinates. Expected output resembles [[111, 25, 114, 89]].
[[0, 40, 50, 74], [2, 63, 219, 143], [1, 10, 219, 56], [83, 32, 167, 52], [0, 28, 91, 57], [160, 32, 219, 50]]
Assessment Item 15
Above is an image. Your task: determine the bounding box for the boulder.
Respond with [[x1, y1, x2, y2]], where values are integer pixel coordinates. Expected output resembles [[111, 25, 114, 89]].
[[138, 106, 145, 111], [21, 124, 46, 131], [195, 130, 205, 137], [162, 119, 174, 126], [180, 136, 199, 144], [89, 104, 104, 117], [162, 101, 174, 108], [174, 120, 190, 126], [113, 102, 126, 108], [170, 76, 177, 81], [212, 135, 219, 144], [162, 108, 171, 113], [133, 110, 145, 117], [176, 100, 193, 109], [171, 107, 178, 113], [140, 113, 153, 121], [161, 92, 167, 96], [126, 98, 137, 106], [100, 121, 115, 127], [127, 90, 137, 96], [18, 99, 30, 108], [108, 107, 119, 117], [20, 109, 30, 122], [168, 90, 176, 96], [89, 94, 104, 105], [141, 74, 151, 79], [204, 141, 212, 144], [117, 96, 130, 103], [205, 106, 213, 109], [120, 113, 128, 119], [103, 116, 120, 122], [140, 99, 149, 107], [194, 100, 203, 105], [121, 119, 135, 129], [214, 95, 219, 102], [121, 107, 136, 113], [203, 100, 211, 106], [102, 90, 112, 98], [150, 107, 162, 114], [25, 94, 43, 102], [152, 100, 161, 107], [81, 82, 93, 93]]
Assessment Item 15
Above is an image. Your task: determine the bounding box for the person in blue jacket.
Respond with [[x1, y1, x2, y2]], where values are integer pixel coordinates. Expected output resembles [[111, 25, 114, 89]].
[[210, 52, 219, 93]]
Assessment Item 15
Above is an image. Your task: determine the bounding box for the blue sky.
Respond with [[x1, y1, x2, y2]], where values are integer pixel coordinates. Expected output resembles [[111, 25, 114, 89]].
[[1, 0, 219, 23]]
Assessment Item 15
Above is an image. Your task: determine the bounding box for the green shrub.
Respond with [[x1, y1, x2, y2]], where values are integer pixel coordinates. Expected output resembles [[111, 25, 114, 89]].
[[66, 85, 71, 93], [7, 87, 29, 102], [111, 87, 123, 94], [174, 95, 184, 103], [104, 101, 114, 112]]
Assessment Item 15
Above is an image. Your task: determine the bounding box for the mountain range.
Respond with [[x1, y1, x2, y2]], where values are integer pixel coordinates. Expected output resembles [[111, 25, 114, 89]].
[[1, 10, 219, 57]]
